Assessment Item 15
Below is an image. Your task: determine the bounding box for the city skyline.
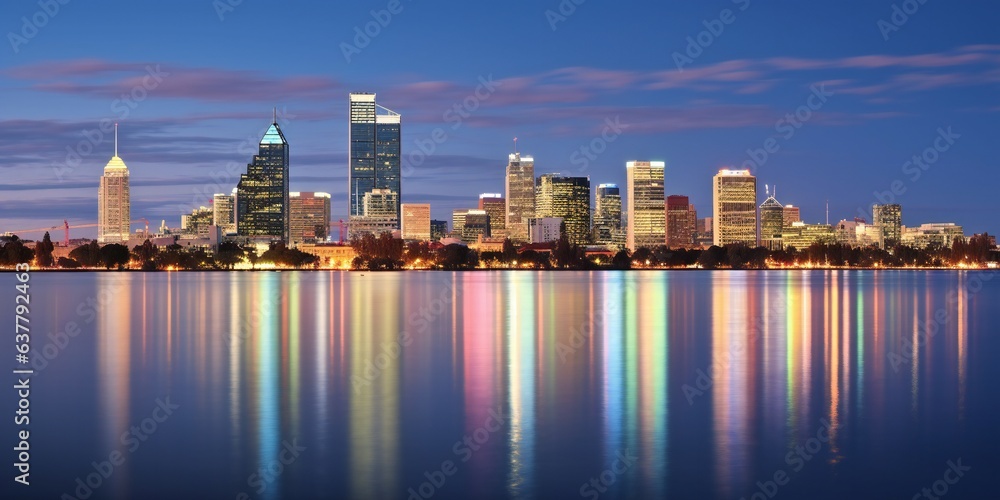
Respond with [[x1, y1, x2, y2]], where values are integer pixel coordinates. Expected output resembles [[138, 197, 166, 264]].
[[2, 1, 998, 237]]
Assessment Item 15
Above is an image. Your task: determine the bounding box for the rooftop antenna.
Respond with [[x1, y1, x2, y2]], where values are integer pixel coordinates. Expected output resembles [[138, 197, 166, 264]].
[[114, 122, 118, 157], [272, 107, 277, 124], [513, 137, 518, 155], [826, 199, 829, 225], [765, 184, 769, 197]]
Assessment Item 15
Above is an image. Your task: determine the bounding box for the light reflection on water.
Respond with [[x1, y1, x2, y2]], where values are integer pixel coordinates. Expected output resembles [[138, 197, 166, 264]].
[[8, 270, 999, 500]]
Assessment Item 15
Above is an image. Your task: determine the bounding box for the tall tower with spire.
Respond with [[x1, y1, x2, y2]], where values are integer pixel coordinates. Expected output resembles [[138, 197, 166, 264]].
[[236, 114, 290, 241], [98, 123, 130, 243]]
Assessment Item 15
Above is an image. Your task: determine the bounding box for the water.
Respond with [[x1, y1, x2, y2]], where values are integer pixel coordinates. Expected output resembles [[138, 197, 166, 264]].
[[4, 271, 999, 499]]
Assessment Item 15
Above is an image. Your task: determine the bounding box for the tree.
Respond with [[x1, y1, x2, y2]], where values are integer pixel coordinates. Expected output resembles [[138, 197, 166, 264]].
[[611, 249, 632, 270], [57, 257, 81, 269], [99, 244, 131, 270], [69, 241, 102, 267], [132, 240, 159, 268], [245, 246, 260, 270], [1, 236, 34, 266], [34, 232, 55, 267], [553, 225, 576, 269], [697, 245, 726, 269], [215, 241, 244, 270]]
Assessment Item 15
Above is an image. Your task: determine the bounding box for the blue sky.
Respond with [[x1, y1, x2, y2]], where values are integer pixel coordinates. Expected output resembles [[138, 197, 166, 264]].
[[1, 0, 998, 237]]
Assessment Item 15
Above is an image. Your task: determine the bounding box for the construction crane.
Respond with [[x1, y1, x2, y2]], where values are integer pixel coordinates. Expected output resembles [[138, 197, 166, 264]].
[[5, 219, 151, 246]]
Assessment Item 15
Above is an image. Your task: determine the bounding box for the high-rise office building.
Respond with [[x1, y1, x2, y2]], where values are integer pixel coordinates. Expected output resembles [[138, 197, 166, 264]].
[[401, 203, 431, 241], [594, 184, 623, 247], [666, 195, 696, 249], [349, 92, 401, 227], [873, 203, 902, 248], [98, 124, 130, 244], [462, 210, 490, 243], [529, 217, 563, 244], [505, 152, 535, 242], [535, 174, 591, 245], [213, 190, 236, 234], [712, 169, 757, 246], [290, 192, 331, 247], [236, 116, 290, 241], [626, 161, 665, 251], [758, 188, 784, 250], [478, 194, 506, 238], [430, 220, 448, 241], [783, 205, 801, 227], [452, 209, 469, 238], [181, 206, 213, 237]]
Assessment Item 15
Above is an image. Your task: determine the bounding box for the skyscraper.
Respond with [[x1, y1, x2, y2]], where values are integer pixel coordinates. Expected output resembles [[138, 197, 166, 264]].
[[478, 194, 506, 238], [462, 210, 490, 243], [594, 184, 623, 247], [666, 195, 695, 249], [758, 187, 784, 250], [783, 205, 801, 227], [236, 115, 290, 241], [626, 161, 665, 251], [712, 169, 757, 246], [430, 220, 448, 241], [98, 124, 130, 244], [505, 152, 535, 242], [349, 93, 401, 228], [213, 190, 236, 235], [401, 203, 431, 241], [290, 192, 331, 247], [873, 203, 902, 248], [535, 174, 591, 245]]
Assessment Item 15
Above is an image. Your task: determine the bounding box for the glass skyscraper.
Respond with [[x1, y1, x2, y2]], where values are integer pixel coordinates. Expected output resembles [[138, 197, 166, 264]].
[[712, 169, 757, 247], [349, 93, 401, 226], [535, 174, 591, 245], [504, 152, 535, 243], [236, 117, 290, 241], [626, 161, 666, 251], [594, 183, 623, 247]]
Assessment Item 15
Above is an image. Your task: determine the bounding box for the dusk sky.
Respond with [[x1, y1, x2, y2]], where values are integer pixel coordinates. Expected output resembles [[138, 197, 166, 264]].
[[2, 0, 998, 238]]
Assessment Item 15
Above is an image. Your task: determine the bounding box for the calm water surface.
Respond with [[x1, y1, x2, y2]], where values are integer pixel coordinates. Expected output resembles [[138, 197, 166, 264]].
[[4, 271, 999, 499]]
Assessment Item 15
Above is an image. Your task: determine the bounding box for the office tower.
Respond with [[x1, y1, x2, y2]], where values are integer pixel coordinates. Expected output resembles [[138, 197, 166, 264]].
[[98, 124, 130, 244], [626, 161, 666, 251], [289, 192, 331, 247], [782, 205, 801, 227], [505, 152, 535, 242], [529, 217, 563, 244], [535, 174, 591, 245], [349, 92, 401, 227], [401, 203, 431, 241], [181, 206, 213, 237], [213, 191, 236, 234], [594, 184, 623, 246], [236, 115, 290, 241], [461, 210, 490, 243], [666, 195, 696, 249], [758, 187, 784, 250], [362, 189, 398, 219], [478, 194, 506, 238], [901, 223, 964, 249], [452, 209, 468, 238], [712, 169, 757, 246], [430, 220, 448, 241], [873, 203, 902, 248]]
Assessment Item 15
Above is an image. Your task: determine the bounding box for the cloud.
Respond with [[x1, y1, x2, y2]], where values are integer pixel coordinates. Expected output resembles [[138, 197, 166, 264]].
[[8, 60, 342, 103]]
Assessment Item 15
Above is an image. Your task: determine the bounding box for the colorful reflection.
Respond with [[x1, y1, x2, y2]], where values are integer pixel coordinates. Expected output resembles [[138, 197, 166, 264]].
[[74, 270, 985, 499]]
